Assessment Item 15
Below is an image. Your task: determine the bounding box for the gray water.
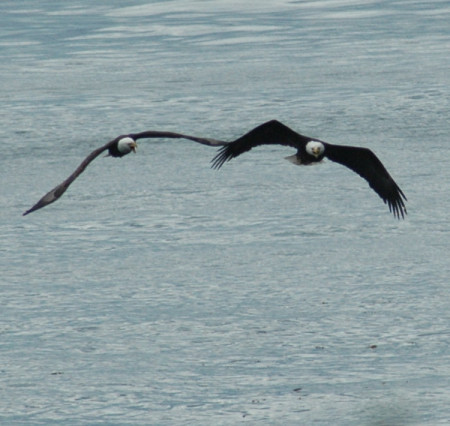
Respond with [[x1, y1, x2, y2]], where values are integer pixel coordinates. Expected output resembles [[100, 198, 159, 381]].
[[1, 1, 449, 424]]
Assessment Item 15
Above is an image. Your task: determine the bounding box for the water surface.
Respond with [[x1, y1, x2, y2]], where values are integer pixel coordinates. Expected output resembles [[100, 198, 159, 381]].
[[1, 1, 449, 424]]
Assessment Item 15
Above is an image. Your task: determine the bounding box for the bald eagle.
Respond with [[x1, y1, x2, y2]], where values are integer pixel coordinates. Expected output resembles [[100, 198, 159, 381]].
[[23, 130, 226, 216], [212, 120, 407, 219]]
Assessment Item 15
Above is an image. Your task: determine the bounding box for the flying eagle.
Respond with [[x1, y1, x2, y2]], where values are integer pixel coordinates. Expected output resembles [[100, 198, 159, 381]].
[[23, 130, 226, 216], [212, 120, 407, 218]]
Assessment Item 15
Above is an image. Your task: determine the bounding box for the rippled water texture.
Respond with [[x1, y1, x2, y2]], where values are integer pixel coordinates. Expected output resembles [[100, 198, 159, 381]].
[[1, 1, 449, 424]]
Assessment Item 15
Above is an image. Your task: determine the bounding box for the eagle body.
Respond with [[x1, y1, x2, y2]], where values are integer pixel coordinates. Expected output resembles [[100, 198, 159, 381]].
[[284, 141, 326, 165], [107, 136, 137, 157]]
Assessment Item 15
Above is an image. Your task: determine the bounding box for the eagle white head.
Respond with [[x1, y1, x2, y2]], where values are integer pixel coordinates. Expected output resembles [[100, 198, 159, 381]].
[[118, 137, 137, 154], [306, 140, 324, 158]]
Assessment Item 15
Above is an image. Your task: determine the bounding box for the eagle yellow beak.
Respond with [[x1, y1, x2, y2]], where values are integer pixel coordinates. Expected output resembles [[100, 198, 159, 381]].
[[130, 142, 137, 153], [311, 147, 321, 156]]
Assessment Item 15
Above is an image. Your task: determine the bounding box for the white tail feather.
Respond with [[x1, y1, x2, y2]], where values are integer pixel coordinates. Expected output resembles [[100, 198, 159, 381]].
[[285, 154, 302, 165]]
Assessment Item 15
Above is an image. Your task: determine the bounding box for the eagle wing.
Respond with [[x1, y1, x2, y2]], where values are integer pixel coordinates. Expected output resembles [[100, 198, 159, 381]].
[[324, 144, 407, 219], [211, 120, 310, 169], [131, 130, 227, 147], [22, 139, 116, 216]]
